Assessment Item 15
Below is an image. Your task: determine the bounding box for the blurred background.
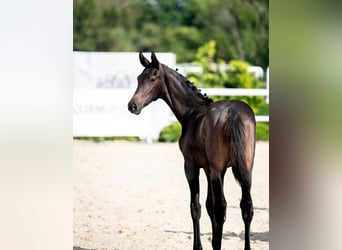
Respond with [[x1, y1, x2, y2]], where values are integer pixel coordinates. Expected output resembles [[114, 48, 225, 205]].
[[74, 0, 268, 68], [73, 0, 269, 143]]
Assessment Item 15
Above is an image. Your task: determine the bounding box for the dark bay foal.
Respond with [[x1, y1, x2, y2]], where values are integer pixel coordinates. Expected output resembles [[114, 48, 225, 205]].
[[128, 52, 256, 250]]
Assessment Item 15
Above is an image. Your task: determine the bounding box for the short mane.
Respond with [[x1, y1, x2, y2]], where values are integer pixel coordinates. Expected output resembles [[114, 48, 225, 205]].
[[165, 65, 213, 105]]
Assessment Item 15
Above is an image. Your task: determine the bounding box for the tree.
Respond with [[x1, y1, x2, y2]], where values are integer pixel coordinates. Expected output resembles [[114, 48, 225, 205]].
[[73, 0, 98, 51], [73, 0, 269, 68]]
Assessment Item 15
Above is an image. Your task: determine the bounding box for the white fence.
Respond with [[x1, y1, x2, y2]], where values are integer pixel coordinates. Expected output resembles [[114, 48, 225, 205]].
[[73, 87, 269, 142], [202, 88, 269, 122]]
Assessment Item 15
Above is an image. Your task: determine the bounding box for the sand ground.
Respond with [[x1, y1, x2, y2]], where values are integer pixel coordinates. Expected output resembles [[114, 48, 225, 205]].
[[73, 141, 269, 250]]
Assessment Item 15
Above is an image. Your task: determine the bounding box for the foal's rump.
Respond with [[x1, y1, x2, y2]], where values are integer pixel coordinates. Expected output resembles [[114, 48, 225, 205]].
[[206, 100, 256, 185]]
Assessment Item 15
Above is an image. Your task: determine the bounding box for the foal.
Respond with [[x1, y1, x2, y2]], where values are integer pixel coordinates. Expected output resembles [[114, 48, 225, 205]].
[[128, 52, 256, 250]]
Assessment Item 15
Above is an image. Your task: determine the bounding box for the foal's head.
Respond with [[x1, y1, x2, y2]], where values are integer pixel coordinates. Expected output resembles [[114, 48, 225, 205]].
[[128, 52, 165, 115]]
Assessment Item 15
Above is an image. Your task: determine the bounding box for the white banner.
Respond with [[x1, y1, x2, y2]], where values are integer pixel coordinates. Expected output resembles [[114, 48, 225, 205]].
[[73, 89, 174, 141], [73, 52, 177, 141]]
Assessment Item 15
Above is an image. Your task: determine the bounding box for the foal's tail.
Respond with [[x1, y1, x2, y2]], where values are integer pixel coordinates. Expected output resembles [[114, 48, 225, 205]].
[[226, 110, 253, 189]]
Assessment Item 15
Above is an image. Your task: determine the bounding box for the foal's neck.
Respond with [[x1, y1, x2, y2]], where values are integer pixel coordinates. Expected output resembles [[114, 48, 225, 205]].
[[162, 65, 210, 124]]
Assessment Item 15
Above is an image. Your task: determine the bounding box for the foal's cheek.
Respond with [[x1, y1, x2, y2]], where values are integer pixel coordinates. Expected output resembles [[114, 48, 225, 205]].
[[144, 84, 157, 99]]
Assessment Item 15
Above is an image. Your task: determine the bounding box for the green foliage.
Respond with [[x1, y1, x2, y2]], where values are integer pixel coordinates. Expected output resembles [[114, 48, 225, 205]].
[[158, 121, 182, 142], [256, 122, 269, 141], [187, 40, 268, 116], [73, 0, 268, 68], [73, 0, 98, 50], [224, 60, 268, 116]]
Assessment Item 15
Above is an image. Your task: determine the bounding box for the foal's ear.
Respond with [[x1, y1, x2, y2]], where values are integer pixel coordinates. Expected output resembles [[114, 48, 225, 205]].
[[150, 51, 159, 68], [139, 52, 150, 67]]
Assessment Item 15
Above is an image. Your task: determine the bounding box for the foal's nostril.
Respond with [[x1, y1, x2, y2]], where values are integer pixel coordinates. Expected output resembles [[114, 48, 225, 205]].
[[128, 101, 137, 112], [131, 103, 137, 111]]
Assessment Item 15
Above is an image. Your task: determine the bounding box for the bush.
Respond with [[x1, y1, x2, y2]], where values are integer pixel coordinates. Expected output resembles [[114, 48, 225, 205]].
[[158, 121, 181, 142], [256, 122, 269, 141], [187, 40, 268, 116]]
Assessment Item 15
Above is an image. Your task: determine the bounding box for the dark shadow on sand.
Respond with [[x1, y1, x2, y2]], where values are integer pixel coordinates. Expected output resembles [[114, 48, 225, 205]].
[[164, 230, 269, 242]]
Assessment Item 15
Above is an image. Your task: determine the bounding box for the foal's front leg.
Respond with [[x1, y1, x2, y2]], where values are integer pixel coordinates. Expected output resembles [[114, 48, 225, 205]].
[[184, 162, 202, 250]]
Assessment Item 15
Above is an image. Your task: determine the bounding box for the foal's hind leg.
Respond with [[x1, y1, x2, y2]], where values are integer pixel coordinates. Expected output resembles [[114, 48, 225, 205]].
[[184, 163, 202, 250], [232, 166, 253, 250], [204, 170, 215, 237], [209, 168, 227, 250], [240, 184, 253, 250]]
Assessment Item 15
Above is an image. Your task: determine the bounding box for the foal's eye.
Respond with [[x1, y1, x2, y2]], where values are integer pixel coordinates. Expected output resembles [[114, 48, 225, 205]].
[[150, 78, 156, 83]]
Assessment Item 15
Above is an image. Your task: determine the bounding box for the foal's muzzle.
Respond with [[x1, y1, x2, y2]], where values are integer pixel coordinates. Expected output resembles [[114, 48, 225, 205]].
[[128, 100, 140, 115]]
